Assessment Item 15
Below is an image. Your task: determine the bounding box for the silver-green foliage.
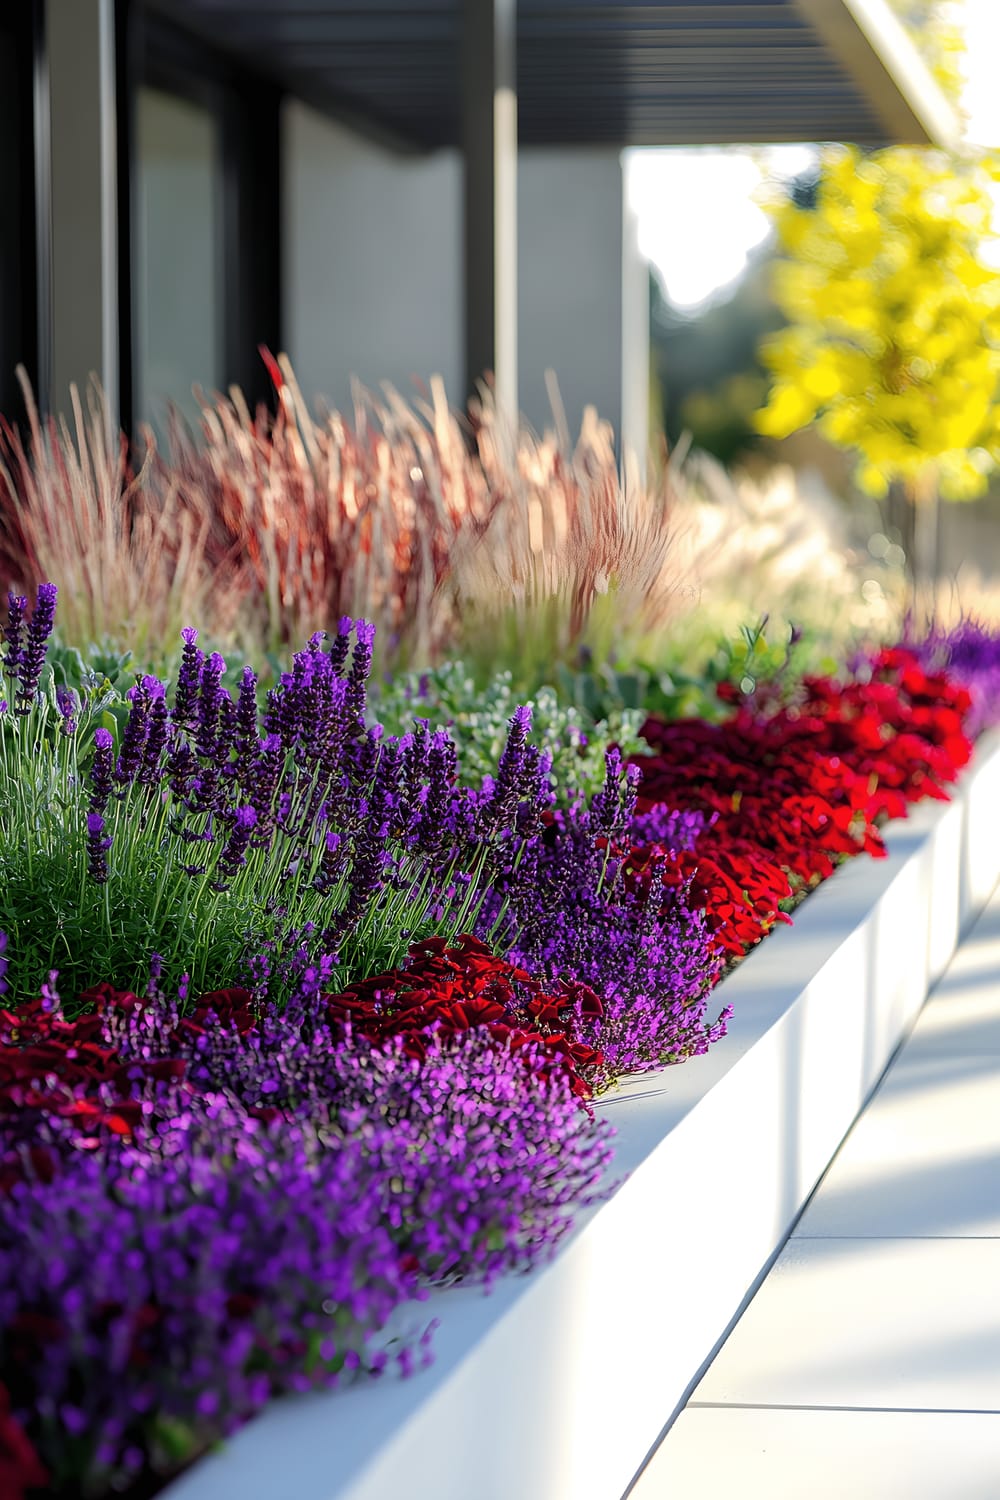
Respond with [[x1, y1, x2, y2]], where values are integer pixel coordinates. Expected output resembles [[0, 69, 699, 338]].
[[375, 661, 645, 801]]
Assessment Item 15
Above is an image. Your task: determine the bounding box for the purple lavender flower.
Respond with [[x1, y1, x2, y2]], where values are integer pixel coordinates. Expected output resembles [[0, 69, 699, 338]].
[[589, 747, 637, 840], [477, 705, 533, 834], [196, 652, 228, 761], [173, 626, 204, 732], [629, 802, 707, 852], [114, 678, 158, 789], [88, 727, 115, 814], [14, 582, 57, 711], [244, 733, 284, 835], [56, 685, 79, 735], [137, 687, 169, 788], [2, 592, 26, 681], [499, 796, 726, 1082], [147, 952, 164, 1002], [233, 665, 260, 782], [312, 828, 344, 899], [412, 729, 458, 858], [328, 615, 354, 675], [86, 810, 112, 883], [213, 806, 258, 889], [345, 620, 376, 724]]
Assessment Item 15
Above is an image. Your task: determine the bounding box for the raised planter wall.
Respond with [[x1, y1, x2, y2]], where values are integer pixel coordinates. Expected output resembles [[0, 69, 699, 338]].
[[166, 731, 1000, 1500]]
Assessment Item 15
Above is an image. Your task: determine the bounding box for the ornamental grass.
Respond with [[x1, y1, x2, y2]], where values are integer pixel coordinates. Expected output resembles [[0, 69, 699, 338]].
[[0, 361, 693, 676]]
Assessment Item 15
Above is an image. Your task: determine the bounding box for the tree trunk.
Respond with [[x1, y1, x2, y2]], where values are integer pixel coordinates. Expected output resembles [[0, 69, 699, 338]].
[[904, 469, 940, 625]]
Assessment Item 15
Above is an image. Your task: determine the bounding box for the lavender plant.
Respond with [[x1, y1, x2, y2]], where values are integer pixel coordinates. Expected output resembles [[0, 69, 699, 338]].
[[494, 750, 731, 1082], [0, 591, 551, 1007]]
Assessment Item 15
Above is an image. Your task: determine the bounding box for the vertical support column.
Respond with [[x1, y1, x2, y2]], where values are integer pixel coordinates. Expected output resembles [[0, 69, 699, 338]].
[[461, 0, 517, 423], [43, 0, 121, 422], [620, 158, 650, 483]]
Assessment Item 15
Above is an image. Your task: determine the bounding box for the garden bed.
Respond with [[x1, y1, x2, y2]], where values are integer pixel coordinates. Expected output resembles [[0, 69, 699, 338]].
[[161, 729, 1000, 1500]]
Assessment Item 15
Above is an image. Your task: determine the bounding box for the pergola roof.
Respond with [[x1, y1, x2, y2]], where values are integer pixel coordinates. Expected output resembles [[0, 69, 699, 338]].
[[148, 0, 959, 152]]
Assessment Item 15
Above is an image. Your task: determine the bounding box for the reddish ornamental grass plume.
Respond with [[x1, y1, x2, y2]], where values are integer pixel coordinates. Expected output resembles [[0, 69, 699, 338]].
[[0, 373, 229, 659], [0, 359, 692, 670]]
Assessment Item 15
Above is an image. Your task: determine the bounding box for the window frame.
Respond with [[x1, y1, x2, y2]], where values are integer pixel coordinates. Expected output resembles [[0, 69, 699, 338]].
[[0, 2, 43, 421]]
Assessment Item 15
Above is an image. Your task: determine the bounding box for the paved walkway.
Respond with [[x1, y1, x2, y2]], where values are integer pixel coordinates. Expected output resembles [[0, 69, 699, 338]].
[[631, 882, 1000, 1500]]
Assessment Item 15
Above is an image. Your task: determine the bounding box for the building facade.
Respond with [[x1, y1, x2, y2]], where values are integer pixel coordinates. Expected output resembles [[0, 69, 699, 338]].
[[0, 0, 955, 452]]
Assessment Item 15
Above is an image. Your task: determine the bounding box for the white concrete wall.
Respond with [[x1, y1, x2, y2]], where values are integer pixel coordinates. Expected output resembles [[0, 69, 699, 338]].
[[516, 148, 626, 443], [281, 102, 650, 451], [135, 87, 222, 430], [46, 0, 120, 418], [621, 190, 651, 470], [282, 102, 463, 412]]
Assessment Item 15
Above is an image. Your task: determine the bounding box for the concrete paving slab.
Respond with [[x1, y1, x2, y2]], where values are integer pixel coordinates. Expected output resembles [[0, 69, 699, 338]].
[[631, 1407, 1000, 1499]]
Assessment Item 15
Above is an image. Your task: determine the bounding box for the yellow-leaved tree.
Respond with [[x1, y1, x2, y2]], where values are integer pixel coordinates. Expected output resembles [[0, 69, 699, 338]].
[[755, 144, 1000, 598]]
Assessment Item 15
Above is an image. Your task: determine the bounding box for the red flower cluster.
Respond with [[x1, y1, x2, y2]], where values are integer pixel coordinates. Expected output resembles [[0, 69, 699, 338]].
[[0, 984, 255, 1187], [0, 1380, 46, 1500], [632, 648, 974, 957], [326, 934, 604, 1098]]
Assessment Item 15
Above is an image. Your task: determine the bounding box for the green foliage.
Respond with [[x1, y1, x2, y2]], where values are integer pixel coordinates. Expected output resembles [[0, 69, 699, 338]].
[[549, 617, 833, 728], [0, 658, 499, 1008], [374, 661, 645, 801], [44, 638, 139, 695]]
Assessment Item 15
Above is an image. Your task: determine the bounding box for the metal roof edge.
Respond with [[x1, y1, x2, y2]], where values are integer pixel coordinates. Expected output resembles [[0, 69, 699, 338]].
[[793, 0, 963, 149]]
